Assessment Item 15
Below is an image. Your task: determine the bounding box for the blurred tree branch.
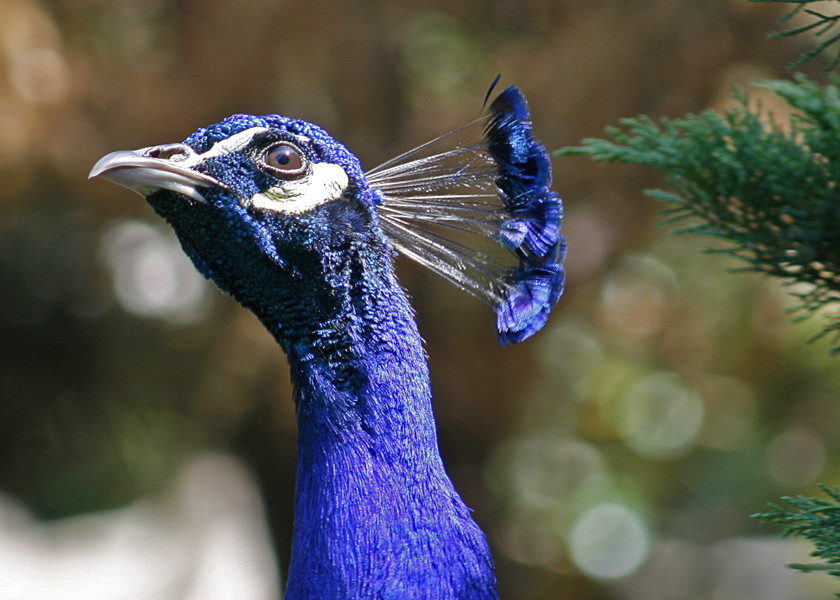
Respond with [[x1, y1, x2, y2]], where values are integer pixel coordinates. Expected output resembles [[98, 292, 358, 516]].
[[754, 485, 840, 596], [558, 74, 840, 352], [750, 0, 840, 71]]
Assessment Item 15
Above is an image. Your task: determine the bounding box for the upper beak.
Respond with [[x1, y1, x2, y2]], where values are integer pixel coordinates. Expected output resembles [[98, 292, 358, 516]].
[[89, 143, 223, 204]]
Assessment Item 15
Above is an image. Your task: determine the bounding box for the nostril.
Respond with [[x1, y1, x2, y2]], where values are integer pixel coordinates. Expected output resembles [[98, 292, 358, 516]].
[[147, 143, 193, 161]]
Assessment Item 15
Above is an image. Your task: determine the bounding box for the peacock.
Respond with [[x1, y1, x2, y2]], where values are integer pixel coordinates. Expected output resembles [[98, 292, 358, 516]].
[[90, 82, 565, 600]]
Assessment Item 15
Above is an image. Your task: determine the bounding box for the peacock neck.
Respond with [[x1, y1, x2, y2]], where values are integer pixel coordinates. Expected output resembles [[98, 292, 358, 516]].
[[279, 273, 498, 600]]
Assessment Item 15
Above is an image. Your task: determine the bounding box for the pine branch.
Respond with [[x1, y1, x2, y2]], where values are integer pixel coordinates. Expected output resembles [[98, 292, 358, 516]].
[[751, 0, 840, 71], [754, 484, 840, 594], [558, 74, 840, 352]]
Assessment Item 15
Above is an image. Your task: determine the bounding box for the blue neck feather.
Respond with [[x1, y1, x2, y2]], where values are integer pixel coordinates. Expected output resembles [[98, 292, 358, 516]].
[[259, 230, 497, 598], [147, 190, 498, 598], [285, 275, 497, 599]]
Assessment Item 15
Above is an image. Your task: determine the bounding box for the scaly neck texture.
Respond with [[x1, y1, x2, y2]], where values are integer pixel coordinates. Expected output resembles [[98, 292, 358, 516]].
[[280, 269, 498, 600]]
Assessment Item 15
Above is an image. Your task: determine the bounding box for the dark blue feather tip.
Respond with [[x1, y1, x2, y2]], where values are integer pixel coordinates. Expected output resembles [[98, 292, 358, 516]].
[[486, 86, 565, 345], [497, 240, 566, 345]]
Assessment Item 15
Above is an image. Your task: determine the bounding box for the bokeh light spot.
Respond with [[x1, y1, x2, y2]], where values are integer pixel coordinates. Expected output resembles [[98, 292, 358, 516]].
[[600, 255, 675, 340], [500, 511, 562, 567], [569, 503, 649, 580], [101, 220, 212, 325], [500, 436, 606, 506], [765, 427, 826, 489], [9, 47, 69, 104], [619, 372, 704, 459], [697, 374, 757, 451]]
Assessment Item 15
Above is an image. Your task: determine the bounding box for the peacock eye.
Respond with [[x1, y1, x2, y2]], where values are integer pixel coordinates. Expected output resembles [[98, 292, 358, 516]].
[[262, 143, 307, 178]]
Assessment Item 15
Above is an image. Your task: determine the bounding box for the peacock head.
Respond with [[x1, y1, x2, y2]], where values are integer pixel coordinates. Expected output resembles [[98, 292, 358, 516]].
[[97, 115, 379, 281], [91, 85, 566, 345], [91, 114, 402, 352]]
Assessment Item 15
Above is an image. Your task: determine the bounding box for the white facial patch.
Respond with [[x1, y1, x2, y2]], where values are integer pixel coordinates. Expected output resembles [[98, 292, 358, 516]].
[[249, 162, 349, 214], [196, 126, 349, 214]]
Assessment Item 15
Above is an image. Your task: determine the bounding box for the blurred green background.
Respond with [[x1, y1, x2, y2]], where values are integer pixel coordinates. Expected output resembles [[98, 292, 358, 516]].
[[2, 0, 840, 598]]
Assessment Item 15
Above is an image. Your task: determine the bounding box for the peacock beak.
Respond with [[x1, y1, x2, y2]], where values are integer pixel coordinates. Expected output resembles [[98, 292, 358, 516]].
[[89, 143, 224, 204]]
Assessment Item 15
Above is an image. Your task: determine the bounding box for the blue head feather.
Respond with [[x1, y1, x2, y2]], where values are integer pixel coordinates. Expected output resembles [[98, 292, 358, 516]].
[[89, 84, 563, 599], [483, 86, 565, 344], [365, 85, 564, 346]]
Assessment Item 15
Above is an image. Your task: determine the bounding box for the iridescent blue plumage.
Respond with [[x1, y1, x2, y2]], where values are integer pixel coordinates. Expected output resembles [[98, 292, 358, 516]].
[[484, 86, 565, 343], [369, 85, 565, 345], [89, 85, 564, 599]]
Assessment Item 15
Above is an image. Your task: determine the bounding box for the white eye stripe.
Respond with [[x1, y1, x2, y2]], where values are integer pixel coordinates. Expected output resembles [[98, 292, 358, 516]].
[[189, 126, 348, 214], [200, 127, 270, 159], [164, 128, 273, 172], [197, 127, 312, 161], [248, 162, 349, 214]]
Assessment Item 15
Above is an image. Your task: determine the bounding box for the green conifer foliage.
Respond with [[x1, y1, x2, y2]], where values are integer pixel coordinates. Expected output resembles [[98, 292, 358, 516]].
[[559, 74, 840, 351], [752, 0, 840, 71], [755, 485, 840, 595]]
